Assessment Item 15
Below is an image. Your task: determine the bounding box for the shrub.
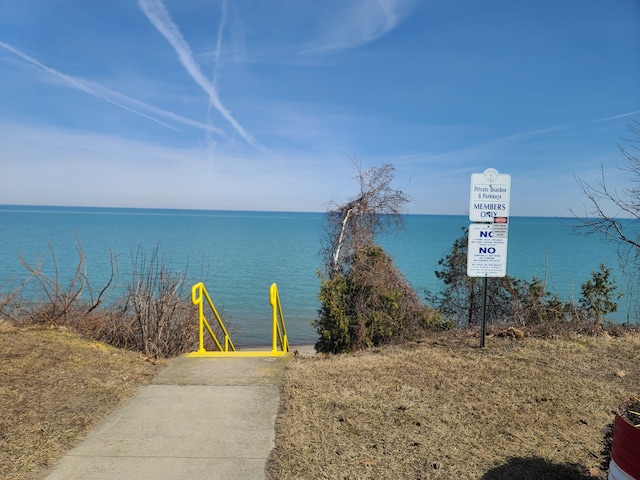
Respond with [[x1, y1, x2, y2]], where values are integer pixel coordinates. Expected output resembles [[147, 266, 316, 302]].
[[579, 263, 621, 325], [116, 246, 198, 357], [315, 245, 445, 353], [1, 242, 201, 358]]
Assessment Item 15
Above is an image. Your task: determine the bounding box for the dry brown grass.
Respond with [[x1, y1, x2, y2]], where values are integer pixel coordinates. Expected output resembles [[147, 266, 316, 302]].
[[0, 320, 162, 480], [268, 330, 640, 479]]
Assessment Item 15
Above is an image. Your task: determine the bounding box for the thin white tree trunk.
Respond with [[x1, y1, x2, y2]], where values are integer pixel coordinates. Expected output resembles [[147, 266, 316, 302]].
[[332, 208, 352, 273]]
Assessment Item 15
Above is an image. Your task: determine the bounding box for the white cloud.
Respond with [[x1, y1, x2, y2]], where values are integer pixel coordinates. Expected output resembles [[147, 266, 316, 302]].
[[301, 0, 418, 54], [0, 123, 346, 211]]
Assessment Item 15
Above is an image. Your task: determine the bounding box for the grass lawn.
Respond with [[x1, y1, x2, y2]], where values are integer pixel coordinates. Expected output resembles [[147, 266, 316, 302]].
[[2, 319, 638, 480], [268, 329, 640, 479]]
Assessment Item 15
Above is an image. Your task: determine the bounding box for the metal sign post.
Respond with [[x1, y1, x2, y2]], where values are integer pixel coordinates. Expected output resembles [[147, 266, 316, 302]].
[[480, 277, 488, 348], [467, 168, 511, 347]]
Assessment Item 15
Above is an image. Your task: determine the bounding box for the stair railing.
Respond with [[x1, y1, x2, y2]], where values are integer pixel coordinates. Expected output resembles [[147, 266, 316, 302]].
[[191, 282, 236, 354], [188, 282, 290, 357], [270, 283, 289, 355]]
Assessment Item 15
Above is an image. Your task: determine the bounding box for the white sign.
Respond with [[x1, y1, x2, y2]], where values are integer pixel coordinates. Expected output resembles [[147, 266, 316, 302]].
[[467, 223, 508, 277], [469, 168, 511, 222]]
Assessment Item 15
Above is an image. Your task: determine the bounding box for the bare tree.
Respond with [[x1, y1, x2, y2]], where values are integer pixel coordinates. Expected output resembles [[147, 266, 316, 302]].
[[573, 121, 640, 248], [572, 121, 640, 321], [315, 160, 446, 353], [323, 160, 410, 275]]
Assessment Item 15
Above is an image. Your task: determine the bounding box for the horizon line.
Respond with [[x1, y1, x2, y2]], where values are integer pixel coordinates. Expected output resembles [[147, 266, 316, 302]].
[[0, 203, 587, 219]]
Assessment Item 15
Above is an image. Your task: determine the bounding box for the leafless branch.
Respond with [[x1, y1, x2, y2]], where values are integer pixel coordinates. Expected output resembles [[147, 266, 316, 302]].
[[323, 159, 410, 275]]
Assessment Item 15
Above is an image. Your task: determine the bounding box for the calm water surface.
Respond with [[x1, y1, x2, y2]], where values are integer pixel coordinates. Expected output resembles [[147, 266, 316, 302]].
[[0, 206, 634, 345]]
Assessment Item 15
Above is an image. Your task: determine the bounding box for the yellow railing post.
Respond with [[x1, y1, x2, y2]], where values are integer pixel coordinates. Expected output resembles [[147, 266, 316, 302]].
[[271, 285, 277, 353], [270, 283, 289, 354], [191, 282, 206, 354]]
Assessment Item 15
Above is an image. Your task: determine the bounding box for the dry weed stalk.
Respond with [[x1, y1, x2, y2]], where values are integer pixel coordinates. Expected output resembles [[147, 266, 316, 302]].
[[7, 235, 116, 327], [0, 239, 201, 358], [120, 246, 198, 358]]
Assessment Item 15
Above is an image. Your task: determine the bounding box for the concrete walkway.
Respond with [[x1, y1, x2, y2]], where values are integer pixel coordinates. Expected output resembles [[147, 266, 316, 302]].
[[44, 352, 299, 480]]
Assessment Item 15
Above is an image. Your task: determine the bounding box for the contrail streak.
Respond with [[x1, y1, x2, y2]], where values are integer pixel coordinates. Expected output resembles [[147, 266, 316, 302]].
[[214, 0, 228, 76], [205, 0, 229, 151], [137, 0, 259, 148], [592, 111, 640, 123], [0, 41, 225, 135]]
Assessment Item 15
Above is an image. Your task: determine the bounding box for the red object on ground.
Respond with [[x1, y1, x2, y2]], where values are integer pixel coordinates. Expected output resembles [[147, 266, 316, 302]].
[[611, 413, 640, 480]]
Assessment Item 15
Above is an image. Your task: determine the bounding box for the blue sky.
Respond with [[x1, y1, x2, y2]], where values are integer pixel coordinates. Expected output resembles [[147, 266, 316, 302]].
[[0, 0, 638, 216]]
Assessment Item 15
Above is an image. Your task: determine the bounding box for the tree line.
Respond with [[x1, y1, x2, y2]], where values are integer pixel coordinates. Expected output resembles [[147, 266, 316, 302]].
[[315, 122, 640, 353]]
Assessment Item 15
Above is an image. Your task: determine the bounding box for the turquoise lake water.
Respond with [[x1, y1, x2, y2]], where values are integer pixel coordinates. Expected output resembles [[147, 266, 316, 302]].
[[0, 205, 635, 345]]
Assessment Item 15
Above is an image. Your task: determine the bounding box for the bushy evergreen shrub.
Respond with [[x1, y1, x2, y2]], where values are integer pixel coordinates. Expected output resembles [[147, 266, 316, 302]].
[[315, 245, 446, 353]]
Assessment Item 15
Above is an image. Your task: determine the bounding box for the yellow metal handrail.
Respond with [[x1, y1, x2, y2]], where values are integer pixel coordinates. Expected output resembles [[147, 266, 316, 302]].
[[191, 282, 236, 355], [270, 283, 289, 354], [187, 282, 290, 358]]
